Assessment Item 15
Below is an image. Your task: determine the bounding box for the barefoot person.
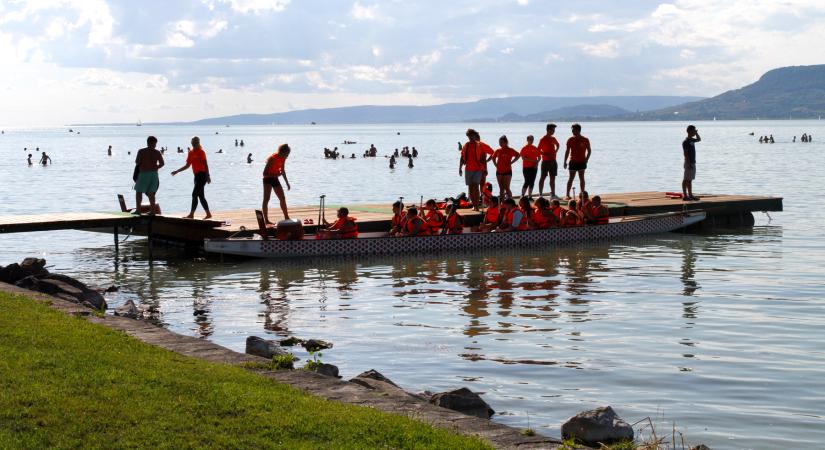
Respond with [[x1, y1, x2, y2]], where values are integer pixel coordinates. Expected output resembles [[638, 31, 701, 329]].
[[682, 125, 701, 201], [171, 136, 212, 219], [492, 135, 520, 200], [262, 143, 291, 223], [134, 136, 165, 214], [520, 135, 540, 198], [564, 123, 591, 199], [537, 123, 559, 197], [459, 129, 493, 210]]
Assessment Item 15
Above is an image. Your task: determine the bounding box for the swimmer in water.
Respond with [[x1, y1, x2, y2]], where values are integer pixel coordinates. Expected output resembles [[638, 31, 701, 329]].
[[39, 152, 52, 165], [108, 145, 112, 156], [247, 153, 253, 164], [27, 154, 32, 165]]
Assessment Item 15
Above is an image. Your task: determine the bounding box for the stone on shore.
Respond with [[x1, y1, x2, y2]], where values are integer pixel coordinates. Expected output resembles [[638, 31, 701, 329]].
[[114, 299, 141, 319], [311, 363, 340, 378], [0, 264, 27, 284], [20, 257, 47, 275], [690, 445, 712, 450], [353, 369, 399, 387], [245, 336, 288, 359], [430, 388, 495, 419], [303, 339, 333, 352], [561, 406, 634, 447], [279, 337, 303, 346]]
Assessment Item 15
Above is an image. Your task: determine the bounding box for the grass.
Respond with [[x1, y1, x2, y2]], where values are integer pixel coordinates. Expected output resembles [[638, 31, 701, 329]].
[[0, 292, 491, 449]]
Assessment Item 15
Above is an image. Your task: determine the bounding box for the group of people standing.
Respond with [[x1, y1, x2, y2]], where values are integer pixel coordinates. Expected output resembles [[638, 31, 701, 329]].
[[458, 123, 591, 211]]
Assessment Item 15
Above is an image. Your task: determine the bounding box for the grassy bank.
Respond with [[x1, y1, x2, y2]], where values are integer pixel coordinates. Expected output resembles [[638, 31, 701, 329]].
[[0, 292, 490, 449]]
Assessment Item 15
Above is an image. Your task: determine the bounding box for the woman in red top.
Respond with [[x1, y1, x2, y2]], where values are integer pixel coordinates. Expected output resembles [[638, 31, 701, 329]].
[[171, 136, 212, 219], [262, 144, 291, 224], [320, 207, 358, 239], [390, 201, 406, 235], [492, 135, 520, 200], [444, 203, 464, 234], [476, 196, 501, 232], [520, 135, 540, 198]]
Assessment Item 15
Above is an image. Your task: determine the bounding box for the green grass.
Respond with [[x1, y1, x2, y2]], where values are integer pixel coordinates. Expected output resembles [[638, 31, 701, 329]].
[[0, 292, 491, 449]]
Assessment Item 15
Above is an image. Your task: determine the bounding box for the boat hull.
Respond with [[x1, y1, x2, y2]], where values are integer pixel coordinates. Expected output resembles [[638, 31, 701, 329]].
[[204, 212, 705, 258]]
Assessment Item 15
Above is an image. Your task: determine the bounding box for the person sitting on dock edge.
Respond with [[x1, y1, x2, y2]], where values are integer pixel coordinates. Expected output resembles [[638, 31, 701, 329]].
[[444, 202, 464, 234]]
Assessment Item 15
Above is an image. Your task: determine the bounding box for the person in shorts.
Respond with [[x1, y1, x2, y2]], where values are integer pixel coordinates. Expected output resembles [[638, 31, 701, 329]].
[[134, 136, 165, 214], [459, 129, 492, 210], [262, 143, 292, 223], [519, 135, 540, 198], [682, 125, 701, 201], [563, 123, 591, 199], [492, 135, 520, 199], [537, 123, 559, 197]]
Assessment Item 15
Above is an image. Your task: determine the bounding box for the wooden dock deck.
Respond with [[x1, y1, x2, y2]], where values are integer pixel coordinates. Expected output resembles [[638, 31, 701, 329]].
[[0, 192, 783, 244]]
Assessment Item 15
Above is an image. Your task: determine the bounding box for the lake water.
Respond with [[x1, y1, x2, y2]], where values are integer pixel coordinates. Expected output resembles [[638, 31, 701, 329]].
[[1, 121, 823, 449]]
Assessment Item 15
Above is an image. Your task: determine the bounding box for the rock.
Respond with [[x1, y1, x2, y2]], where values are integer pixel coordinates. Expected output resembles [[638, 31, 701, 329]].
[[105, 285, 120, 293], [352, 369, 399, 387], [311, 363, 340, 378], [20, 257, 47, 276], [303, 339, 333, 352], [561, 406, 634, 447], [0, 263, 27, 284], [114, 299, 141, 319], [41, 273, 88, 292], [430, 388, 495, 419], [279, 337, 303, 346], [245, 336, 288, 359], [35, 278, 84, 297], [690, 445, 712, 450], [14, 275, 39, 289]]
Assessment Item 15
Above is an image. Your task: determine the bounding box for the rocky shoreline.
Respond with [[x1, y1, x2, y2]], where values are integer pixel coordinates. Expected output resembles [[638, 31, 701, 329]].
[[1, 258, 713, 449]]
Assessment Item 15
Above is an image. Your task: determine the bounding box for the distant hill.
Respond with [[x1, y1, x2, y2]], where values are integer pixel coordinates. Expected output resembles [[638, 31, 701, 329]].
[[474, 104, 630, 122], [177, 96, 702, 125], [634, 65, 825, 120]]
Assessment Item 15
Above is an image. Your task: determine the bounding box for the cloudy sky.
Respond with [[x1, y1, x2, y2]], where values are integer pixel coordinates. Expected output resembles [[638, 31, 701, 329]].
[[1, 0, 824, 126]]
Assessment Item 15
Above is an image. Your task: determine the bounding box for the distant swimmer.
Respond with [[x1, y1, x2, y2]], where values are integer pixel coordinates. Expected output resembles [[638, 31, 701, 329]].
[[563, 123, 591, 199], [412, 147, 418, 158], [682, 125, 701, 201], [793, 136, 797, 142], [520, 135, 540, 198], [171, 136, 212, 219], [36, 147, 40, 152], [408, 156, 414, 168], [217, 149, 223, 153], [240, 139, 245, 147], [769, 135, 775, 144], [247, 153, 253, 164], [389, 155, 396, 169], [107, 144, 113, 156], [39, 152, 52, 165], [262, 143, 291, 223], [134, 136, 165, 214], [537, 123, 560, 197], [27, 154, 32, 165], [235, 139, 239, 146]]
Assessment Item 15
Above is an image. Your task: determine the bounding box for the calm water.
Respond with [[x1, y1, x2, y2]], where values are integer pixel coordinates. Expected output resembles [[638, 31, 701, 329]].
[[1, 121, 823, 449]]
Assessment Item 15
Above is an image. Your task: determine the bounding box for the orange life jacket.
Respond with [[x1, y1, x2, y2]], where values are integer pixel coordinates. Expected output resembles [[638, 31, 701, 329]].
[[445, 213, 463, 234], [531, 207, 550, 229], [506, 208, 529, 231], [564, 210, 583, 227], [391, 212, 406, 230], [484, 206, 500, 224], [552, 206, 565, 221], [405, 216, 429, 236], [589, 205, 609, 225], [425, 209, 445, 233], [331, 217, 359, 239]]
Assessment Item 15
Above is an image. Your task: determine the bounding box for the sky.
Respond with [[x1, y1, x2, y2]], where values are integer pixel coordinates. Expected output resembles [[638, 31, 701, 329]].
[[1, 0, 824, 126]]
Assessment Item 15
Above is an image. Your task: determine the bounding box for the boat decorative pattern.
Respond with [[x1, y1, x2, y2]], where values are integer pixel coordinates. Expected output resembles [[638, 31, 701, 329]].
[[210, 213, 697, 258]]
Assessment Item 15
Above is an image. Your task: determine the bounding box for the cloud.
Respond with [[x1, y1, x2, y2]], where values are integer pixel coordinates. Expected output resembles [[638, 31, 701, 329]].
[[218, 0, 290, 14], [578, 39, 620, 58], [351, 2, 379, 21]]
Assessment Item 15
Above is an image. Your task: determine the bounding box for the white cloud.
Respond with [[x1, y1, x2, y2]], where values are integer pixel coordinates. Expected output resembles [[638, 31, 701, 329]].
[[579, 39, 620, 58], [219, 0, 290, 14], [351, 2, 378, 20]]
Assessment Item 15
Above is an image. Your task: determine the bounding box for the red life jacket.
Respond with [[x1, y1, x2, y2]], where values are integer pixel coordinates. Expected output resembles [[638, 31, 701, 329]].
[[405, 216, 429, 236], [391, 212, 407, 230], [564, 210, 583, 227], [531, 207, 549, 229], [331, 217, 359, 238], [425, 209, 445, 233], [589, 205, 609, 225], [506, 208, 528, 231], [445, 213, 463, 234], [484, 206, 500, 224]]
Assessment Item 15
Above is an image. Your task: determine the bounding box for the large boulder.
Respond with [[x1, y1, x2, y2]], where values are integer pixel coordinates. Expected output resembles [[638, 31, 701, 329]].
[[561, 406, 634, 447], [0, 263, 27, 284], [20, 258, 47, 277], [352, 369, 398, 387], [303, 339, 333, 352], [311, 363, 340, 378], [245, 336, 288, 359], [114, 299, 141, 319], [430, 388, 494, 419]]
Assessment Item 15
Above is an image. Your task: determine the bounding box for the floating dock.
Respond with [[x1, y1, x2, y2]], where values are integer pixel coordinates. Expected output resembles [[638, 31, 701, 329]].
[[0, 192, 783, 246]]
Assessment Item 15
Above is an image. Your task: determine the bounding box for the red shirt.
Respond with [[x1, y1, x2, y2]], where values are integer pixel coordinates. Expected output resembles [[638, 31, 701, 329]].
[[186, 148, 208, 174], [461, 141, 494, 171], [493, 147, 519, 172], [537, 135, 559, 161], [263, 153, 286, 178], [567, 136, 590, 163], [520, 144, 540, 168]]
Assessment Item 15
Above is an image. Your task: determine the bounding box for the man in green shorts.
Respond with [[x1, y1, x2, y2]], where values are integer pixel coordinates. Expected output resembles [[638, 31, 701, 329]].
[[134, 136, 165, 214]]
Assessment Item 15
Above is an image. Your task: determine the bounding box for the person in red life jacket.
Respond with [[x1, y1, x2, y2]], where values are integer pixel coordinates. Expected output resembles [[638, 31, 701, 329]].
[[492, 135, 520, 200], [537, 123, 560, 198], [389, 200, 407, 235], [459, 128, 494, 211], [584, 195, 610, 225], [564, 123, 592, 199], [551, 199, 565, 223], [563, 200, 584, 227], [262, 143, 291, 224], [400, 207, 430, 237], [423, 199, 445, 234], [171, 136, 212, 219], [497, 198, 528, 232], [444, 202, 464, 234], [531, 197, 557, 229], [476, 196, 502, 232], [518, 196, 534, 229], [476, 132, 496, 192], [578, 190, 591, 213], [319, 207, 358, 239], [520, 135, 540, 198], [481, 182, 494, 207]]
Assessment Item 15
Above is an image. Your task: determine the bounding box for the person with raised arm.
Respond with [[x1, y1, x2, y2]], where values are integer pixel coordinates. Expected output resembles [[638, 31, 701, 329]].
[[171, 136, 212, 219]]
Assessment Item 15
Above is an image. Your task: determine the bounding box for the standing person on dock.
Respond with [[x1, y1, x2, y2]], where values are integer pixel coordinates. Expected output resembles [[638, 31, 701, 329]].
[[492, 135, 519, 199], [459, 129, 493, 210], [134, 136, 164, 214], [563, 123, 591, 199], [537, 123, 559, 198], [171, 136, 212, 219], [682, 125, 701, 201], [520, 135, 540, 198], [262, 143, 291, 223]]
